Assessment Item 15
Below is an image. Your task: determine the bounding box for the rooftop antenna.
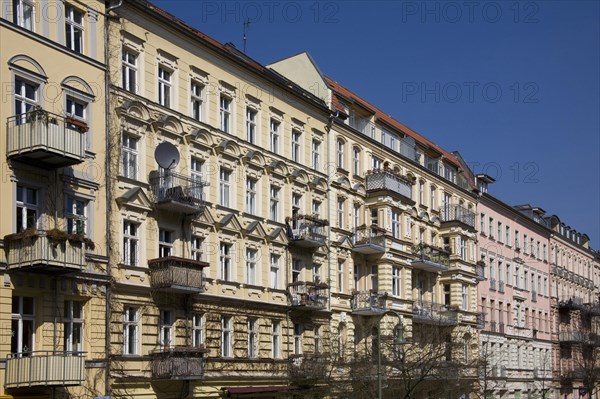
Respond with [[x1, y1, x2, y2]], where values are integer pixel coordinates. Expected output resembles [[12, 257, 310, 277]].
[[243, 19, 251, 53]]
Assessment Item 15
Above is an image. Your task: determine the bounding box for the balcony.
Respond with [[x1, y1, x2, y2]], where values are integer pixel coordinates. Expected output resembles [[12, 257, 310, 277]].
[[559, 330, 584, 343], [149, 171, 207, 214], [148, 256, 208, 294], [287, 281, 328, 310], [288, 354, 329, 383], [439, 204, 476, 228], [286, 215, 327, 248], [365, 169, 413, 200], [498, 280, 505, 293], [352, 225, 385, 254], [489, 277, 496, 291], [150, 347, 207, 380], [6, 110, 86, 168], [412, 301, 458, 326], [475, 261, 486, 281], [558, 296, 585, 310], [5, 351, 85, 388], [532, 290, 537, 302], [351, 290, 387, 315], [411, 244, 449, 273], [4, 229, 86, 272]]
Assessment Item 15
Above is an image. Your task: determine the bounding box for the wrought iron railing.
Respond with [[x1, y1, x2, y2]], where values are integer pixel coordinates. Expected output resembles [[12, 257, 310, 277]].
[[150, 347, 207, 380], [351, 290, 386, 313], [412, 300, 458, 325], [366, 169, 413, 199], [353, 225, 386, 248], [439, 204, 476, 227], [149, 170, 206, 210], [287, 281, 328, 309]]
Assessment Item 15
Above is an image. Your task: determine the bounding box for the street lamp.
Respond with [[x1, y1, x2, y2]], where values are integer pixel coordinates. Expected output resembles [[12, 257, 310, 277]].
[[377, 310, 405, 399]]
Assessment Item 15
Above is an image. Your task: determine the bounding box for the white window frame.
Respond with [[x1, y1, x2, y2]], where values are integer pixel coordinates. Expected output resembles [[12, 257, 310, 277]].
[[311, 139, 320, 170], [220, 242, 232, 281], [122, 49, 138, 94], [190, 157, 204, 199], [269, 185, 279, 221], [291, 129, 301, 162], [191, 236, 203, 261], [65, 5, 84, 53], [270, 118, 280, 154], [220, 95, 231, 133], [65, 196, 87, 235], [248, 318, 258, 358], [221, 316, 232, 358], [336, 138, 345, 169], [293, 323, 303, 355], [246, 107, 257, 143], [14, 77, 38, 119], [122, 134, 138, 180], [123, 306, 139, 355], [159, 309, 173, 349], [271, 320, 281, 359], [158, 229, 173, 258], [337, 198, 345, 228], [192, 313, 204, 347], [14, 0, 35, 31], [352, 146, 360, 175], [392, 210, 400, 239], [158, 65, 172, 107], [11, 296, 35, 354], [16, 185, 38, 232], [392, 267, 401, 296], [219, 168, 231, 207], [190, 80, 203, 121], [292, 259, 301, 283], [270, 254, 280, 289], [245, 177, 257, 215], [63, 300, 84, 353], [246, 248, 257, 285], [123, 221, 139, 266], [338, 259, 344, 293]]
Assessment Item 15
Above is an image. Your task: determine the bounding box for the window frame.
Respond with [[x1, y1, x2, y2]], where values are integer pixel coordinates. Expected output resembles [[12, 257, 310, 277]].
[[123, 220, 139, 266], [122, 133, 138, 180], [157, 65, 172, 107], [65, 5, 84, 54], [63, 300, 84, 353], [122, 49, 138, 94], [123, 306, 139, 355], [190, 80, 204, 121]]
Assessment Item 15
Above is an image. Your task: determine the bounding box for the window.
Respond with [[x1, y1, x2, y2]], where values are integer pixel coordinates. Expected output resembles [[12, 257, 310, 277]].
[[459, 237, 467, 260], [248, 319, 258, 358], [246, 107, 257, 143], [159, 310, 173, 349], [488, 217, 494, 238], [371, 208, 378, 226], [292, 129, 301, 162], [221, 316, 232, 357], [506, 226, 511, 246], [293, 323, 303, 355], [64, 301, 83, 353], [311, 139, 320, 170], [65, 5, 83, 53], [405, 215, 412, 237], [190, 157, 204, 198], [123, 306, 138, 355], [515, 230, 520, 249], [270, 119, 280, 153], [312, 199, 321, 218], [271, 320, 281, 359], [292, 259, 301, 283], [245, 178, 257, 214], [11, 296, 34, 354], [352, 146, 360, 175], [419, 181, 424, 205], [191, 236, 203, 261], [122, 134, 138, 179], [65, 196, 87, 235], [191, 81, 203, 121], [122, 49, 137, 93], [270, 254, 280, 289], [391, 210, 401, 239], [462, 285, 468, 310], [338, 260, 345, 293], [220, 243, 232, 281], [158, 66, 171, 107], [337, 198, 345, 228], [314, 325, 321, 353], [543, 244, 547, 261], [246, 248, 257, 285], [370, 265, 378, 291], [14, 0, 34, 30], [497, 222, 503, 243], [14, 78, 38, 119], [353, 204, 360, 229], [269, 185, 279, 221], [523, 234, 529, 254], [219, 168, 231, 207], [123, 221, 139, 266], [444, 284, 451, 306], [430, 186, 437, 209], [336, 138, 345, 169], [158, 229, 173, 257], [353, 264, 359, 290], [372, 156, 382, 170], [16, 185, 38, 232], [219, 95, 231, 132], [480, 213, 485, 234], [312, 263, 321, 284], [192, 313, 203, 347], [392, 267, 401, 296]]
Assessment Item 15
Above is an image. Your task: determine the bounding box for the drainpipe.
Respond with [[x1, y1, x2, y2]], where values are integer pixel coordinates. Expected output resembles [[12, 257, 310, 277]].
[[103, 1, 123, 396], [324, 112, 337, 312]]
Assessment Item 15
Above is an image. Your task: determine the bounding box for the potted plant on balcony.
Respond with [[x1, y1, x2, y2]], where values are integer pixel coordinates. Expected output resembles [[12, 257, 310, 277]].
[[3, 227, 38, 243], [65, 116, 89, 133]]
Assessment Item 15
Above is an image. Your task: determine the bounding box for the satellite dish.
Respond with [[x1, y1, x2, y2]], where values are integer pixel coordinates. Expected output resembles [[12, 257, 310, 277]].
[[155, 142, 180, 169]]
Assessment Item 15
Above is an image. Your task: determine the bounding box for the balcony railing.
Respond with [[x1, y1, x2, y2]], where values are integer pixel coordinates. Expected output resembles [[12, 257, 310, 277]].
[[411, 244, 449, 273], [4, 230, 86, 272], [366, 169, 413, 199], [498, 280, 505, 293], [149, 171, 207, 214], [288, 354, 329, 383], [351, 290, 387, 315], [150, 347, 207, 380], [148, 256, 208, 293], [286, 215, 327, 248], [288, 281, 328, 310], [532, 290, 537, 302], [489, 277, 496, 291], [6, 110, 86, 168], [558, 296, 585, 310], [412, 301, 458, 325], [352, 225, 386, 254], [439, 204, 476, 228], [475, 262, 486, 281], [559, 330, 584, 343], [5, 351, 85, 388]]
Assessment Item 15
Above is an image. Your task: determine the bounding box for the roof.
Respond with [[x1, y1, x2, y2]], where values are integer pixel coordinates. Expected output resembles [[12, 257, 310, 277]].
[[325, 76, 464, 172]]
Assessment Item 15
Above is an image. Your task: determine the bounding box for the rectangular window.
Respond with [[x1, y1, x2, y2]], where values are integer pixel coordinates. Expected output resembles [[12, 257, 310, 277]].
[[370, 265, 378, 291], [192, 313, 203, 347], [65, 196, 87, 235], [245, 178, 257, 214], [63, 301, 84, 353], [157, 66, 171, 107], [444, 284, 451, 306], [246, 248, 257, 285], [337, 198, 345, 228], [543, 244, 547, 261], [65, 5, 83, 53], [123, 306, 138, 355], [524, 234, 529, 254], [122, 134, 138, 179], [312, 263, 321, 284], [66, 95, 87, 124], [272, 320, 281, 359], [392, 267, 401, 296], [293, 323, 303, 355], [430, 186, 436, 209], [497, 222, 503, 243], [190, 157, 204, 198], [462, 285, 468, 310], [123, 221, 139, 266], [292, 259, 301, 283], [353, 147, 360, 175], [248, 318, 258, 358], [158, 229, 173, 257], [353, 204, 360, 229], [270, 119, 280, 154], [219, 95, 231, 133], [219, 168, 231, 207], [392, 210, 400, 239], [515, 230, 520, 249], [269, 185, 279, 221], [480, 213, 485, 234], [191, 81, 203, 121], [312, 200, 321, 218], [291, 129, 301, 162], [419, 181, 424, 205], [122, 49, 137, 93], [14, 0, 35, 30], [506, 226, 511, 246], [222, 316, 232, 357], [488, 217, 494, 239], [338, 260, 345, 293], [246, 108, 257, 143], [220, 243, 232, 281], [270, 254, 280, 289], [191, 236, 203, 261], [16, 185, 38, 232], [159, 309, 173, 349], [336, 139, 344, 169], [14, 78, 38, 119], [314, 325, 321, 354], [312, 139, 320, 170], [372, 156, 382, 170], [11, 296, 34, 354]]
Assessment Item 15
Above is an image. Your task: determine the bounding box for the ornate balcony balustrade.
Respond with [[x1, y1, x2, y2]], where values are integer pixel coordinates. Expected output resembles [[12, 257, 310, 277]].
[[5, 351, 85, 388], [286, 215, 327, 248], [411, 243, 449, 273], [351, 290, 387, 315], [288, 354, 329, 383], [352, 225, 386, 254], [412, 301, 458, 325], [148, 256, 208, 293], [150, 347, 207, 380], [149, 171, 207, 214], [439, 204, 476, 228], [287, 281, 328, 310], [365, 169, 413, 199]]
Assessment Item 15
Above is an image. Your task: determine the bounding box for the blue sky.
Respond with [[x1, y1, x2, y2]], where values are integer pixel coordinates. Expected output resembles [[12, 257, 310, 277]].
[[153, 0, 600, 249]]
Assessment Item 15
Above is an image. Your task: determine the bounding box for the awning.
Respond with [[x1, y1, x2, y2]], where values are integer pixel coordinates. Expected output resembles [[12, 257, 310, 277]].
[[221, 386, 299, 396]]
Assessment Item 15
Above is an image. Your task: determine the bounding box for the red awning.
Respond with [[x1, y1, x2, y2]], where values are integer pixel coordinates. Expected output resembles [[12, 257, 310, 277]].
[[221, 386, 299, 396]]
